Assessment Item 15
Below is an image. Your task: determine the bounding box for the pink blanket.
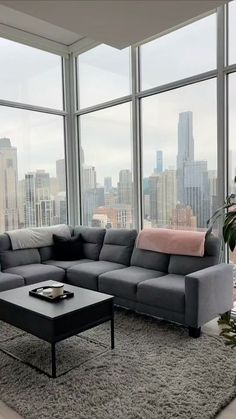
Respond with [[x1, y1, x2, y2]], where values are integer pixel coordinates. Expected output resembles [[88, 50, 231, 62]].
[[136, 228, 206, 257]]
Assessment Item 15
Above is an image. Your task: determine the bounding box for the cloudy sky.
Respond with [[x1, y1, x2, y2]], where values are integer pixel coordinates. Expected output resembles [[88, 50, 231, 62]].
[[0, 4, 236, 186]]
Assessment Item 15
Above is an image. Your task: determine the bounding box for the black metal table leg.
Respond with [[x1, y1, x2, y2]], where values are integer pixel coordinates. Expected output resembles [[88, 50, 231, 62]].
[[111, 306, 114, 349], [51, 342, 56, 378]]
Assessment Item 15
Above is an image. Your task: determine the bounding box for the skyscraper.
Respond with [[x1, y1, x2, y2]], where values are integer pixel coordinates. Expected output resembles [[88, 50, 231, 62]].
[[24, 173, 36, 227], [82, 166, 96, 190], [56, 159, 66, 192], [117, 169, 132, 205], [82, 166, 97, 226], [177, 111, 194, 203], [155, 150, 163, 174], [104, 176, 112, 193], [158, 169, 176, 227], [184, 160, 209, 228], [208, 170, 217, 216], [0, 138, 18, 232], [24, 170, 54, 227], [148, 175, 160, 227]]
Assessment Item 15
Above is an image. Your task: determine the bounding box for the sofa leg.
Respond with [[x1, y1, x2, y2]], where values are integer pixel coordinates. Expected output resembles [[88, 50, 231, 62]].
[[188, 327, 201, 338]]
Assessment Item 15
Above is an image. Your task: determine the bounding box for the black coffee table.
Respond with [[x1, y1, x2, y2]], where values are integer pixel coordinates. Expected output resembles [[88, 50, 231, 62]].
[[0, 281, 114, 378]]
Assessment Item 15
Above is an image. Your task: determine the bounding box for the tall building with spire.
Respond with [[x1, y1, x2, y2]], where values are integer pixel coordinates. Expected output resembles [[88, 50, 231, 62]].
[[0, 138, 18, 232], [176, 111, 194, 203]]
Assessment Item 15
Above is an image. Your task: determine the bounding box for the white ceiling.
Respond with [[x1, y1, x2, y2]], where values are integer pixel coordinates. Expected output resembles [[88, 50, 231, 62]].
[[0, 0, 230, 49]]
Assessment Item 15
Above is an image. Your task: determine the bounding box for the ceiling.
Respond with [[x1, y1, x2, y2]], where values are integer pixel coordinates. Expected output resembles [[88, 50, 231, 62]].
[[0, 0, 230, 49]]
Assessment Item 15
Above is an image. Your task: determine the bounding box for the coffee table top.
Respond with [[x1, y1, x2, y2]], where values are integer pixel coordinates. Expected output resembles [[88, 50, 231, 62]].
[[0, 281, 113, 319]]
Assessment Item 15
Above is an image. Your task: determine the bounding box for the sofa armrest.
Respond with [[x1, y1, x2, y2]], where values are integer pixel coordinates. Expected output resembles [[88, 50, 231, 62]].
[[185, 263, 233, 328]]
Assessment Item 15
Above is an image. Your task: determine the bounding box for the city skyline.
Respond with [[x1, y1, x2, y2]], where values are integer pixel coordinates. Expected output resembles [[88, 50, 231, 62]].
[[1, 106, 236, 233]]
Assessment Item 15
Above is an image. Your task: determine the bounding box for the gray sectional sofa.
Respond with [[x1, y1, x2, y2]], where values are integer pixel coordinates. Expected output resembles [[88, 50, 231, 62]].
[[0, 226, 233, 338]]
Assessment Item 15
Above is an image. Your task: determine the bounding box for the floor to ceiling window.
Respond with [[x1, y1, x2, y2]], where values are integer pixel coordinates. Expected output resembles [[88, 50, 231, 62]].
[[229, 0, 236, 65], [141, 80, 217, 230], [1, 1, 236, 241], [77, 45, 134, 228], [140, 13, 216, 89], [227, 1, 236, 286], [0, 38, 67, 233]]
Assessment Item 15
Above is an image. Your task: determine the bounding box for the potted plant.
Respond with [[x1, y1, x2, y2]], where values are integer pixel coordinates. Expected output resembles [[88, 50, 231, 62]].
[[207, 176, 236, 342], [207, 176, 236, 254]]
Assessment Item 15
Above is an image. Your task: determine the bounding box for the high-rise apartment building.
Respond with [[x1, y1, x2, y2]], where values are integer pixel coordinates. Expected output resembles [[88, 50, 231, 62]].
[[82, 165, 97, 226], [83, 166, 96, 190], [118, 169, 132, 205], [148, 175, 160, 227], [0, 138, 18, 232], [184, 160, 209, 228], [157, 170, 176, 227], [208, 170, 218, 216], [177, 111, 194, 203], [56, 159, 66, 192], [24, 170, 54, 227], [155, 150, 163, 174], [24, 173, 36, 227], [171, 204, 197, 230], [104, 177, 112, 193]]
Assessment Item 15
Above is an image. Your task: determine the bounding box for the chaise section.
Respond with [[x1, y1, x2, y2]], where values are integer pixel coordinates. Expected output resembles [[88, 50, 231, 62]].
[[0, 272, 24, 292], [137, 274, 186, 314], [3, 264, 65, 285], [67, 261, 126, 290], [99, 266, 165, 300]]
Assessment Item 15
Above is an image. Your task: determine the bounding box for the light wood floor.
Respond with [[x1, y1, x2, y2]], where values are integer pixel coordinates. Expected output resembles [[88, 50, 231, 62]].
[[0, 318, 236, 419]]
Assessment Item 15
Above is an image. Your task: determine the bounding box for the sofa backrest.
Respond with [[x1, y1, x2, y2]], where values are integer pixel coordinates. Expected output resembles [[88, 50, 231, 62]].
[[38, 226, 74, 262], [168, 234, 220, 276], [99, 229, 137, 265], [74, 226, 106, 260], [131, 247, 170, 272], [39, 246, 54, 262], [0, 233, 40, 270]]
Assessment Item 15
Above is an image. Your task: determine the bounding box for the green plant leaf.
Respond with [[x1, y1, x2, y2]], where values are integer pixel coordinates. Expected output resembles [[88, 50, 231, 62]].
[[229, 228, 236, 252], [223, 216, 236, 242]]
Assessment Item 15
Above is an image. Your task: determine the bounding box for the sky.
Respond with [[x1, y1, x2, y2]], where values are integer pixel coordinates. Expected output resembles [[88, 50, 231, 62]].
[[0, 4, 236, 185]]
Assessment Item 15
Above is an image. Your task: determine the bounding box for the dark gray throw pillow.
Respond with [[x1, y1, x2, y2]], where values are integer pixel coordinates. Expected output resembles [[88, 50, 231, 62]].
[[53, 234, 84, 261]]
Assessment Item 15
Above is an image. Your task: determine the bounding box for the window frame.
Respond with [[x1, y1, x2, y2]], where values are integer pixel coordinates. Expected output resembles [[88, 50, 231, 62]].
[[0, 43, 69, 230]]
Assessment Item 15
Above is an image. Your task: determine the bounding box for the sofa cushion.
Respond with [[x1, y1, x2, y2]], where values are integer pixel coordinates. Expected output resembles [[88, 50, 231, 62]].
[[99, 266, 165, 300], [67, 261, 126, 290], [137, 274, 185, 313], [3, 264, 65, 285], [0, 233, 11, 251], [39, 246, 54, 262], [43, 259, 92, 270], [168, 255, 219, 276], [74, 226, 106, 260], [168, 234, 220, 276], [0, 272, 25, 292], [99, 229, 137, 265], [0, 249, 41, 270], [53, 234, 84, 261], [131, 248, 169, 272]]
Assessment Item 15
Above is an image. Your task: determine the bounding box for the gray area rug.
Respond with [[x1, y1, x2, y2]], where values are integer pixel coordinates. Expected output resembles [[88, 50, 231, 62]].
[[0, 309, 236, 419]]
